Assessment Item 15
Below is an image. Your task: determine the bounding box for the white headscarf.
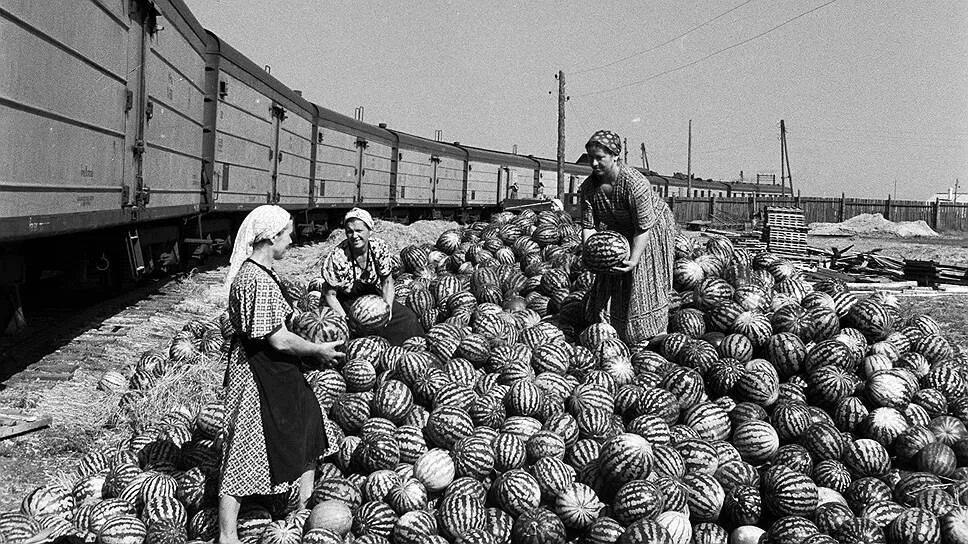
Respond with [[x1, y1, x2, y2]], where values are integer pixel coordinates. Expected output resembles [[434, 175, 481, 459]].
[[224, 205, 291, 286], [344, 207, 375, 231]]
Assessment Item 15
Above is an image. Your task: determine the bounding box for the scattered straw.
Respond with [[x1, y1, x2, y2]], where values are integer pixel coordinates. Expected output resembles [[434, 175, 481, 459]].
[[122, 353, 225, 434]]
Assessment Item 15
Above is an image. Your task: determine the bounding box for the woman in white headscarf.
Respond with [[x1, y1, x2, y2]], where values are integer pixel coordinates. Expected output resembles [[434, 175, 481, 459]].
[[320, 208, 424, 345], [219, 205, 343, 544]]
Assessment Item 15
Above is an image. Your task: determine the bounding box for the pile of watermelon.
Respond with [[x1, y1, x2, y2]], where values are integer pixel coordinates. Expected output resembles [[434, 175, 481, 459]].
[[4, 207, 968, 544]]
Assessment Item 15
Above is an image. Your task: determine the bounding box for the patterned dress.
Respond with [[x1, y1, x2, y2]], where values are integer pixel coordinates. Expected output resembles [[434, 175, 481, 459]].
[[579, 164, 678, 344], [321, 238, 394, 296], [220, 260, 322, 496], [320, 238, 424, 345]]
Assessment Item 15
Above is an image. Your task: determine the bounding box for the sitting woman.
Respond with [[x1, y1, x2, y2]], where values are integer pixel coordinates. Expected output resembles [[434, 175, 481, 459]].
[[320, 208, 424, 345]]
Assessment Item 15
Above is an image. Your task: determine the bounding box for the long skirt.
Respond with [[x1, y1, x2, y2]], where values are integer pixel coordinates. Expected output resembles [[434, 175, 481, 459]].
[[585, 210, 677, 345]]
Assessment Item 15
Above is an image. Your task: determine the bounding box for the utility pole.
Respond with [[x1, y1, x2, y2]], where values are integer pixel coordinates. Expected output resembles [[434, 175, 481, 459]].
[[556, 71, 566, 200], [779, 120, 793, 197], [893, 178, 897, 199], [779, 121, 786, 196], [686, 119, 693, 196], [956, 178, 961, 203], [641, 142, 649, 170], [623, 138, 628, 163]]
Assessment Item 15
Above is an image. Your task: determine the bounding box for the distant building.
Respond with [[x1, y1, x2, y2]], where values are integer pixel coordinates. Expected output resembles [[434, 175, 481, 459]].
[[933, 187, 968, 203]]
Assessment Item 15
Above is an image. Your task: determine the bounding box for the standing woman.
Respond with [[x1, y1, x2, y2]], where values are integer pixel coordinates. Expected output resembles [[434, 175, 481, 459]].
[[320, 208, 424, 346], [219, 205, 344, 544], [579, 130, 678, 344]]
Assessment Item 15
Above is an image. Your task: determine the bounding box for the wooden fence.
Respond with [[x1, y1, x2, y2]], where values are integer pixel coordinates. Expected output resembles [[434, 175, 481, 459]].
[[566, 193, 968, 232]]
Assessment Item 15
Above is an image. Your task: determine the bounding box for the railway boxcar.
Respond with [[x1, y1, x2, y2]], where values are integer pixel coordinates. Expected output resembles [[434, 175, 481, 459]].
[[1, 0, 208, 241], [311, 112, 393, 208], [452, 144, 504, 209], [204, 33, 314, 211], [384, 130, 464, 209]]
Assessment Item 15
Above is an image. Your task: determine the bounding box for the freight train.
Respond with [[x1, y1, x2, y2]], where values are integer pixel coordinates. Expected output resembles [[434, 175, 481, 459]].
[[0, 0, 782, 319]]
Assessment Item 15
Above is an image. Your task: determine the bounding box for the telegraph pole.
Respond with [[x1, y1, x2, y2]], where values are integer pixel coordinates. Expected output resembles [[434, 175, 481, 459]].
[[779, 120, 793, 196], [641, 143, 649, 170], [686, 119, 693, 196], [556, 71, 566, 200], [779, 121, 786, 196]]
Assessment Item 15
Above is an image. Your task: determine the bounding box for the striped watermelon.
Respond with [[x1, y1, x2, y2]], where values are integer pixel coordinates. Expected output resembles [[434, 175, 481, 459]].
[[554, 483, 603, 529], [490, 469, 541, 517], [682, 473, 725, 523], [582, 231, 630, 274], [732, 420, 779, 464], [761, 465, 818, 518], [612, 480, 665, 525], [97, 515, 147, 544], [413, 449, 455, 493], [511, 508, 565, 544], [348, 295, 391, 333]]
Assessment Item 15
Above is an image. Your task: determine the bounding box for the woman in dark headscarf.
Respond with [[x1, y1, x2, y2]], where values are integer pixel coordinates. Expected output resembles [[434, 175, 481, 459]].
[[320, 208, 424, 345], [579, 130, 678, 344]]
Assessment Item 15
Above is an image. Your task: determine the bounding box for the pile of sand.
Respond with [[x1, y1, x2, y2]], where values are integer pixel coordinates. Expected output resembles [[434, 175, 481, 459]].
[[808, 213, 939, 238]]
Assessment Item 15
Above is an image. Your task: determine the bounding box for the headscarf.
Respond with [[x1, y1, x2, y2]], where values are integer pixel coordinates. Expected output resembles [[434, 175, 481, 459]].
[[344, 207, 375, 231], [586, 130, 622, 156], [224, 205, 291, 286]]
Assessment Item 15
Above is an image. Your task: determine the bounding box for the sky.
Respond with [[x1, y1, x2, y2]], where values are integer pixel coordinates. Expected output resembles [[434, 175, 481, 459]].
[[185, 0, 968, 200]]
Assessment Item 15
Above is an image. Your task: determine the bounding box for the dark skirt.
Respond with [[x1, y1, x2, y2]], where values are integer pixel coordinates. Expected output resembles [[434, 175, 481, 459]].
[[380, 301, 425, 346]]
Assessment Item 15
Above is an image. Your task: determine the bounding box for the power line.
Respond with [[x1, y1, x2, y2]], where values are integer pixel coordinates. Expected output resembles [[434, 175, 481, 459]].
[[573, 0, 756, 76], [574, 0, 839, 99]]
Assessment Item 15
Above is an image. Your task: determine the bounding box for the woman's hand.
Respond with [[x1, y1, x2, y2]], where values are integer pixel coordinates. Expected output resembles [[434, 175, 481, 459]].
[[312, 341, 345, 365], [611, 257, 640, 274]]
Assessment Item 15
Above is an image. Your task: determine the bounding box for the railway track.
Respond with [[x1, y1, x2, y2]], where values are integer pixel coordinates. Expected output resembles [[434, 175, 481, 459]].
[[0, 264, 228, 401]]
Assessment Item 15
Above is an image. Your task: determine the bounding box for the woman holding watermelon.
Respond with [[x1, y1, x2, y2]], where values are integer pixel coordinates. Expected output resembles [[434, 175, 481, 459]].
[[219, 205, 344, 544], [320, 207, 425, 345], [579, 130, 678, 344]]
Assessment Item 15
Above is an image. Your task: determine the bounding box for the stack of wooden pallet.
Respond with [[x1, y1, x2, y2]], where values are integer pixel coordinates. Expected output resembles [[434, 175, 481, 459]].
[[762, 206, 811, 261]]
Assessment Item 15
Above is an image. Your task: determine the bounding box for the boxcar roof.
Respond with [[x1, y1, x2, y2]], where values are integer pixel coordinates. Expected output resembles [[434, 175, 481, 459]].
[[157, 0, 209, 56], [313, 108, 395, 145], [454, 144, 538, 169], [386, 130, 469, 160], [205, 32, 316, 121]]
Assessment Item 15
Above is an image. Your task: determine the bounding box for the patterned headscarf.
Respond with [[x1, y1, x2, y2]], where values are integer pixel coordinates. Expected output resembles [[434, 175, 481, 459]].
[[224, 205, 291, 286], [586, 130, 622, 156], [344, 207, 375, 231]]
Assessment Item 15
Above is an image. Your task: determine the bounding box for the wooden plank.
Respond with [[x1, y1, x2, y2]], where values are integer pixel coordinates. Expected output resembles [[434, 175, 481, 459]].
[[0, 415, 52, 440], [846, 281, 919, 291]]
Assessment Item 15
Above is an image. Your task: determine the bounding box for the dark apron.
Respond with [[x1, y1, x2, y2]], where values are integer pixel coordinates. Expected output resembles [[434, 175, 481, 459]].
[[238, 260, 324, 487]]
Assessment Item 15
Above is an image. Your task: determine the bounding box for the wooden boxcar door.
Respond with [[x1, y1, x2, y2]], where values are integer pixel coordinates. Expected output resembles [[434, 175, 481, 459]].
[[268, 103, 285, 203], [354, 139, 366, 204], [430, 155, 441, 206], [123, 1, 150, 212]]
